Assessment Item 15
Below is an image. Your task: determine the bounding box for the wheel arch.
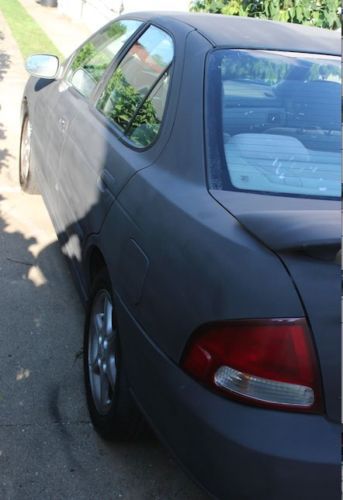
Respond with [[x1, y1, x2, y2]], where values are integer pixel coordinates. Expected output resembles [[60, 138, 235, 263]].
[[20, 97, 28, 122], [86, 245, 108, 291]]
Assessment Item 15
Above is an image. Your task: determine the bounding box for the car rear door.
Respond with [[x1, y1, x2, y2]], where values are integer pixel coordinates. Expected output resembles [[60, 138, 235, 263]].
[[56, 22, 177, 270]]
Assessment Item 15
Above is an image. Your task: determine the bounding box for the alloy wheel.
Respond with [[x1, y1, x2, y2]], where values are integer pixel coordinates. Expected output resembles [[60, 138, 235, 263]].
[[20, 117, 32, 183], [88, 290, 117, 415]]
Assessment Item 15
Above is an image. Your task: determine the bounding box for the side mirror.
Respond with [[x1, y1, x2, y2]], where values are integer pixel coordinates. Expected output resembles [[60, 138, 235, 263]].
[[25, 54, 59, 79]]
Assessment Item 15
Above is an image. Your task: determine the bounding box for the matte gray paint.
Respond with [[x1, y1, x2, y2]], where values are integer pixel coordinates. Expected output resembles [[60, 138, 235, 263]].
[[22, 13, 341, 499], [120, 11, 340, 55], [115, 292, 340, 500]]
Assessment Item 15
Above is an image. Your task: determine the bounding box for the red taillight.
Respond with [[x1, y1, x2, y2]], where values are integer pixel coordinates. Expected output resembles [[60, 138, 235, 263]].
[[181, 319, 323, 413]]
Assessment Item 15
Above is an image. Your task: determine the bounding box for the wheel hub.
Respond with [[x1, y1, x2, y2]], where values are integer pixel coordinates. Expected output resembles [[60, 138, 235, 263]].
[[88, 291, 117, 415], [21, 118, 32, 182]]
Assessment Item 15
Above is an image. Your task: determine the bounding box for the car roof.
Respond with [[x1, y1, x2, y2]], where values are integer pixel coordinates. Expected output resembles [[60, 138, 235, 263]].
[[121, 12, 340, 55]]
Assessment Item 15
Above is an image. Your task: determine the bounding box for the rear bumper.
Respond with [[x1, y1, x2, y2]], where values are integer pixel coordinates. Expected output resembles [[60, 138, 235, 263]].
[[117, 297, 341, 500]]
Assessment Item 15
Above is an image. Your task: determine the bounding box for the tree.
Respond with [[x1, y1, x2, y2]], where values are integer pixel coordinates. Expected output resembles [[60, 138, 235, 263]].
[[190, 0, 341, 29]]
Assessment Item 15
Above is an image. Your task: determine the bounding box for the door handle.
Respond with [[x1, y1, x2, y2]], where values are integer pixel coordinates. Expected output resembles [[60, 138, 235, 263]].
[[58, 117, 67, 132], [97, 171, 116, 195]]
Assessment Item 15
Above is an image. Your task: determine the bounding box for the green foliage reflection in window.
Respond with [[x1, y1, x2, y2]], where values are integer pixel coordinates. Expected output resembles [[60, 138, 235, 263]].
[[98, 68, 157, 131], [221, 52, 289, 85], [98, 26, 174, 147], [221, 51, 342, 86], [128, 73, 170, 147], [67, 20, 142, 98]]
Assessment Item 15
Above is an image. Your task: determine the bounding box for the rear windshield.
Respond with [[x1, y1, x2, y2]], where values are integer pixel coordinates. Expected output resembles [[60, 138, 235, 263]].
[[206, 49, 341, 199]]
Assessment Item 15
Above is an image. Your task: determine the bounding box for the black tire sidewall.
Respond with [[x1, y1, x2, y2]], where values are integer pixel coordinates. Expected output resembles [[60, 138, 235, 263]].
[[19, 114, 30, 188], [19, 114, 39, 194]]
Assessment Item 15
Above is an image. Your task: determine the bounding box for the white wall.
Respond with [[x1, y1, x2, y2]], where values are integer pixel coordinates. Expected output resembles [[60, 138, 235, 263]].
[[58, 0, 83, 20], [122, 0, 190, 14], [59, 0, 191, 31]]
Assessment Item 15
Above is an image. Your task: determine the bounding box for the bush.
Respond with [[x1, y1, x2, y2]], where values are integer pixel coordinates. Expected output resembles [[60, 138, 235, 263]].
[[191, 0, 341, 29]]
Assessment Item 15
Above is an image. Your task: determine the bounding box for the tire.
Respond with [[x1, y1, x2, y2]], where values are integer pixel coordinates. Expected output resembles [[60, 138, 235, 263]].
[[84, 268, 144, 441], [19, 114, 40, 194]]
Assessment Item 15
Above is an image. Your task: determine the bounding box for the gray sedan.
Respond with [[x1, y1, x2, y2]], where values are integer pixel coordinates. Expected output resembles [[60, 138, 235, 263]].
[[20, 12, 341, 499]]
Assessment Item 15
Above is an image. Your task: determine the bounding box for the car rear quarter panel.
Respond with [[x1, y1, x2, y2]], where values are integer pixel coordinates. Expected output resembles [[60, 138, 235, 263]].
[[104, 169, 305, 362], [96, 30, 305, 362]]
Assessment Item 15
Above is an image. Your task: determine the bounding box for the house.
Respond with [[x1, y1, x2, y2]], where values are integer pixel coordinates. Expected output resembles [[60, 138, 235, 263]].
[[58, 0, 191, 31]]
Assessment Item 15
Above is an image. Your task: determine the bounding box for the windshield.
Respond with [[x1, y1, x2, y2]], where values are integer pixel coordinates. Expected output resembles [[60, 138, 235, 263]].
[[206, 49, 341, 199]]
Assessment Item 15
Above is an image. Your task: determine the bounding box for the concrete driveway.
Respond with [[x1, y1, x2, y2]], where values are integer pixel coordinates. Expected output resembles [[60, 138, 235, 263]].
[[0, 9, 208, 500]]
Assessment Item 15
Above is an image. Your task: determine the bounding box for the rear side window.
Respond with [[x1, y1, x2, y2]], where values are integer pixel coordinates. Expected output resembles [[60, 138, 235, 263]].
[[97, 25, 174, 147], [66, 20, 142, 98]]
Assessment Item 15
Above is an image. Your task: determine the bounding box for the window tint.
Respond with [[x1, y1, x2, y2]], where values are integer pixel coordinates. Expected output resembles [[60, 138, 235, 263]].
[[66, 20, 142, 98], [98, 25, 174, 147]]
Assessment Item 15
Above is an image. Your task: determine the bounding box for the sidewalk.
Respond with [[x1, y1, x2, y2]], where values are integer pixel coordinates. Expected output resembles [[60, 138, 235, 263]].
[[18, 0, 92, 57], [0, 9, 27, 187]]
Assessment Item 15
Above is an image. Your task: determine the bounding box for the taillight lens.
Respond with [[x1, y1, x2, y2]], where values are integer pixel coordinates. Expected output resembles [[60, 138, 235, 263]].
[[181, 319, 323, 413]]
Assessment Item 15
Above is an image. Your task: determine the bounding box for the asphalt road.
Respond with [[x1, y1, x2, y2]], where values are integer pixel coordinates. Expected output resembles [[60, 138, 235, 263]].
[[0, 11, 208, 500]]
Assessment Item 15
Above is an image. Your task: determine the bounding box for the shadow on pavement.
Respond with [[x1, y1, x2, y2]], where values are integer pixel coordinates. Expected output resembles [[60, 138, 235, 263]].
[[0, 32, 11, 82], [0, 122, 13, 172], [0, 30, 16, 176]]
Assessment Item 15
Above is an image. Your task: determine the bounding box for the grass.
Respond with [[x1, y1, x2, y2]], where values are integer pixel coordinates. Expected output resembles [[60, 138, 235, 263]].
[[0, 0, 62, 59]]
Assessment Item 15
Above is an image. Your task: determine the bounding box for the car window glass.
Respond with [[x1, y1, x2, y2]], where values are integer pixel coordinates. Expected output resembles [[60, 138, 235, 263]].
[[66, 20, 142, 98], [127, 71, 170, 147], [97, 25, 174, 147], [206, 49, 341, 198]]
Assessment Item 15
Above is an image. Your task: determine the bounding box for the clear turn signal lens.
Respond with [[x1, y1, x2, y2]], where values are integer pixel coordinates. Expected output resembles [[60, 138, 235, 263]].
[[214, 365, 315, 407]]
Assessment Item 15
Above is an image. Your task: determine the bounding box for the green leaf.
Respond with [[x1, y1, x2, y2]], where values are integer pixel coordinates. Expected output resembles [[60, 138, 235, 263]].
[[295, 5, 304, 21]]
